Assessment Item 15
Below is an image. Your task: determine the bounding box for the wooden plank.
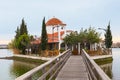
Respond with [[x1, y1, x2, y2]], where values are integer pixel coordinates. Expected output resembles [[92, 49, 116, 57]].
[[56, 56, 89, 80]]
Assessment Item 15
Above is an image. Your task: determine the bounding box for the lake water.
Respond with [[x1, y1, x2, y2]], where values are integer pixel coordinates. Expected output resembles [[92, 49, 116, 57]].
[[99, 48, 120, 80], [0, 48, 120, 80], [0, 49, 39, 80]]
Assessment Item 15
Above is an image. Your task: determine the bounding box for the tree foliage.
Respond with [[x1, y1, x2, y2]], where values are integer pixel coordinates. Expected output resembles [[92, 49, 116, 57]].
[[86, 27, 100, 43], [63, 32, 77, 45], [105, 22, 112, 48], [16, 34, 30, 54], [78, 28, 87, 43], [10, 18, 30, 54], [40, 17, 48, 50], [15, 26, 20, 39], [63, 27, 100, 50], [20, 19, 28, 35]]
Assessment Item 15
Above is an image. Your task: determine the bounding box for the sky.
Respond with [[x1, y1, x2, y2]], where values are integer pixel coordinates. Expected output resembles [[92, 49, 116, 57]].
[[0, 0, 120, 44]]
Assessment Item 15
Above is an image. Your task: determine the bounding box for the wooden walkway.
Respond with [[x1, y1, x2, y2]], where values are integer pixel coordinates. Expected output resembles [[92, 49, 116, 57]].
[[56, 55, 89, 80]]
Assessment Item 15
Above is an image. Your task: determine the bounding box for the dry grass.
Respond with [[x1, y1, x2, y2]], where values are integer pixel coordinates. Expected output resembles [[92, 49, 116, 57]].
[[12, 49, 20, 54], [40, 50, 59, 57]]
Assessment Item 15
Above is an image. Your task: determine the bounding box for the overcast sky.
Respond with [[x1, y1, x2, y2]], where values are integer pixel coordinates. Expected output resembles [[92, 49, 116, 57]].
[[0, 0, 120, 44]]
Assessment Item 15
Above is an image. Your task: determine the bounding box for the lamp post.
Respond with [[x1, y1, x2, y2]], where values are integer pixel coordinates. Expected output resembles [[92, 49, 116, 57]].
[[98, 28, 106, 32], [98, 27, 107, 41], [98, 27, 106, 46], [98, 27, 108, 54], [98, 27, 107, 40], [98, 23, 112, 55]]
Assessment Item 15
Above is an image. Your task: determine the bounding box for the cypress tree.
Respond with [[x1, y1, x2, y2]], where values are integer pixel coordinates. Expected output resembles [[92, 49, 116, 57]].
[[15, 26, 20, 39], [41, 17, 48, 50], [13, 18, 29, 54], [20, 18, 28, 35], [105, 22, 112, 48]]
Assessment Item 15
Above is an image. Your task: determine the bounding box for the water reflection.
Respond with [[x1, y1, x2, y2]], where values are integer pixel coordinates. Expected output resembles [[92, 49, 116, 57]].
[[0, 59, 13, 80], [99, 48, 120, 80], [99, 63, 113, 79], [10, 60, 38, 79], [0, 49, 39, 80], [111, 48, 120, 80]]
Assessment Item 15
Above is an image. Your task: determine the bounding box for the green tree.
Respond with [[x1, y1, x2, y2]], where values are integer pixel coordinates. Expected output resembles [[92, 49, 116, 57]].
[[20, 18, 28, 35], [41, 17, 48, 50], [63, 27, 101, 50], [86, 27, 100, 50], [87, 27, 100, 43], [63, 32, 78, 54], [64, 32, 77, 45], [78, 28, 87, 43], [105, 22, 112, 48], [77, 28, 87, 49], [15, 26, 20, 39], [17, 34, 30, 54], [10, 18, 30, 54]]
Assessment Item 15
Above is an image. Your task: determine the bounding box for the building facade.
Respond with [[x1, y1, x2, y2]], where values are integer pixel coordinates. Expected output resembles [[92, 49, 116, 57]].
[[31, 17, 72, 51]]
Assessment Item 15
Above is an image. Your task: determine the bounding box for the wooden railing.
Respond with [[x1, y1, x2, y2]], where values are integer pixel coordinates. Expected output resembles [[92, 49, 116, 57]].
[[15, 49, 71, 80], [81, 49, 111, 80]]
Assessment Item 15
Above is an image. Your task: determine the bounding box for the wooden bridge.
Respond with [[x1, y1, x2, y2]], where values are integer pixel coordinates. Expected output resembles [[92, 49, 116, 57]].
[[56, 56, 89, 80], [15, 49, 111, 80]]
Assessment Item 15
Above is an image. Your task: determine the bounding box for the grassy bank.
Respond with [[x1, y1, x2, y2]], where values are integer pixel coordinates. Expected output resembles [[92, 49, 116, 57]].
[[94, 57, 113, 65], [3, 56, 46, 65]]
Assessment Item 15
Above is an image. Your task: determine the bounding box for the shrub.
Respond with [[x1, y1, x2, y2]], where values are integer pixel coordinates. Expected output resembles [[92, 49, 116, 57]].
[[60, 48, 65, 53], [53, 50, 59, 56], [13, 49, 20, 54], [72, 49, 78, 55]]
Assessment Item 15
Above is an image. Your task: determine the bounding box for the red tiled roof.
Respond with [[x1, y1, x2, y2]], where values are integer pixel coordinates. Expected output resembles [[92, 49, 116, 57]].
[[31, 31, 65, 44], [46, 18, 66, 26], [47, 31, 64, 43], [31, 39, 41, 44]]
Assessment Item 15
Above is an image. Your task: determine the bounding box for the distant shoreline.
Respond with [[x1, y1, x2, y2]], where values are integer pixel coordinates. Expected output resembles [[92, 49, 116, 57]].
[[0, 44, 8, 49]]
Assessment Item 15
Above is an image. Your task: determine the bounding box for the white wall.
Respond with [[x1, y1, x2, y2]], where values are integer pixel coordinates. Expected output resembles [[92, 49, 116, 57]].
[[46, 26, 66, 34]]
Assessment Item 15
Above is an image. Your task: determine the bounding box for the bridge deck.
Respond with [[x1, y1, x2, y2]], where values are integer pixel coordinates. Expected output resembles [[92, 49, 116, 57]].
[[56, 55, 89, 80]]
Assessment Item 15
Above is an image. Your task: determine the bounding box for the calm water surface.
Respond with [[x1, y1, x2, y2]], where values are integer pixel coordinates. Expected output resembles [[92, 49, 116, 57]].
[[0, 49, 39, 80], [99, 48, 120, 80], [1, 48, 120, 80]]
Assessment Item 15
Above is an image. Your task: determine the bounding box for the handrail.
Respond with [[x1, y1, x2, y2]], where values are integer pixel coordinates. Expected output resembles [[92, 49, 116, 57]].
[[81, 49, 111, 80], [15, 49, 71, 80]]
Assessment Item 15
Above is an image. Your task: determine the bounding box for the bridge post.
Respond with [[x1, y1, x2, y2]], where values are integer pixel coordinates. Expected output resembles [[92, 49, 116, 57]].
[[65, 44, 67, 50], [78, 43, 80, 55]]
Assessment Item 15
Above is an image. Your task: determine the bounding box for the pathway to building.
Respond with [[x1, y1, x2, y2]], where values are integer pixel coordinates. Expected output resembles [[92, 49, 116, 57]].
[[56, 55, 89, 80]]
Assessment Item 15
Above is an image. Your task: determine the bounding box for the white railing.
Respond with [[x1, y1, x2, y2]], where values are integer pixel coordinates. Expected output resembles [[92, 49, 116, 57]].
[[81, 49, 111, 80], [15, 49, 71, 80]]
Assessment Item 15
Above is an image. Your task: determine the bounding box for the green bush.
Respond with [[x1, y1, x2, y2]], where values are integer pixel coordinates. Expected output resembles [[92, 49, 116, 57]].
[[60, 48, 65, 53]]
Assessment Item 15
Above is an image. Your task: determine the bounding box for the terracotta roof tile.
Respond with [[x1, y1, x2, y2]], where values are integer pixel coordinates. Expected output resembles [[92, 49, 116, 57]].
[[31, 31, 65, 44], [46, 18, 66, 26]]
